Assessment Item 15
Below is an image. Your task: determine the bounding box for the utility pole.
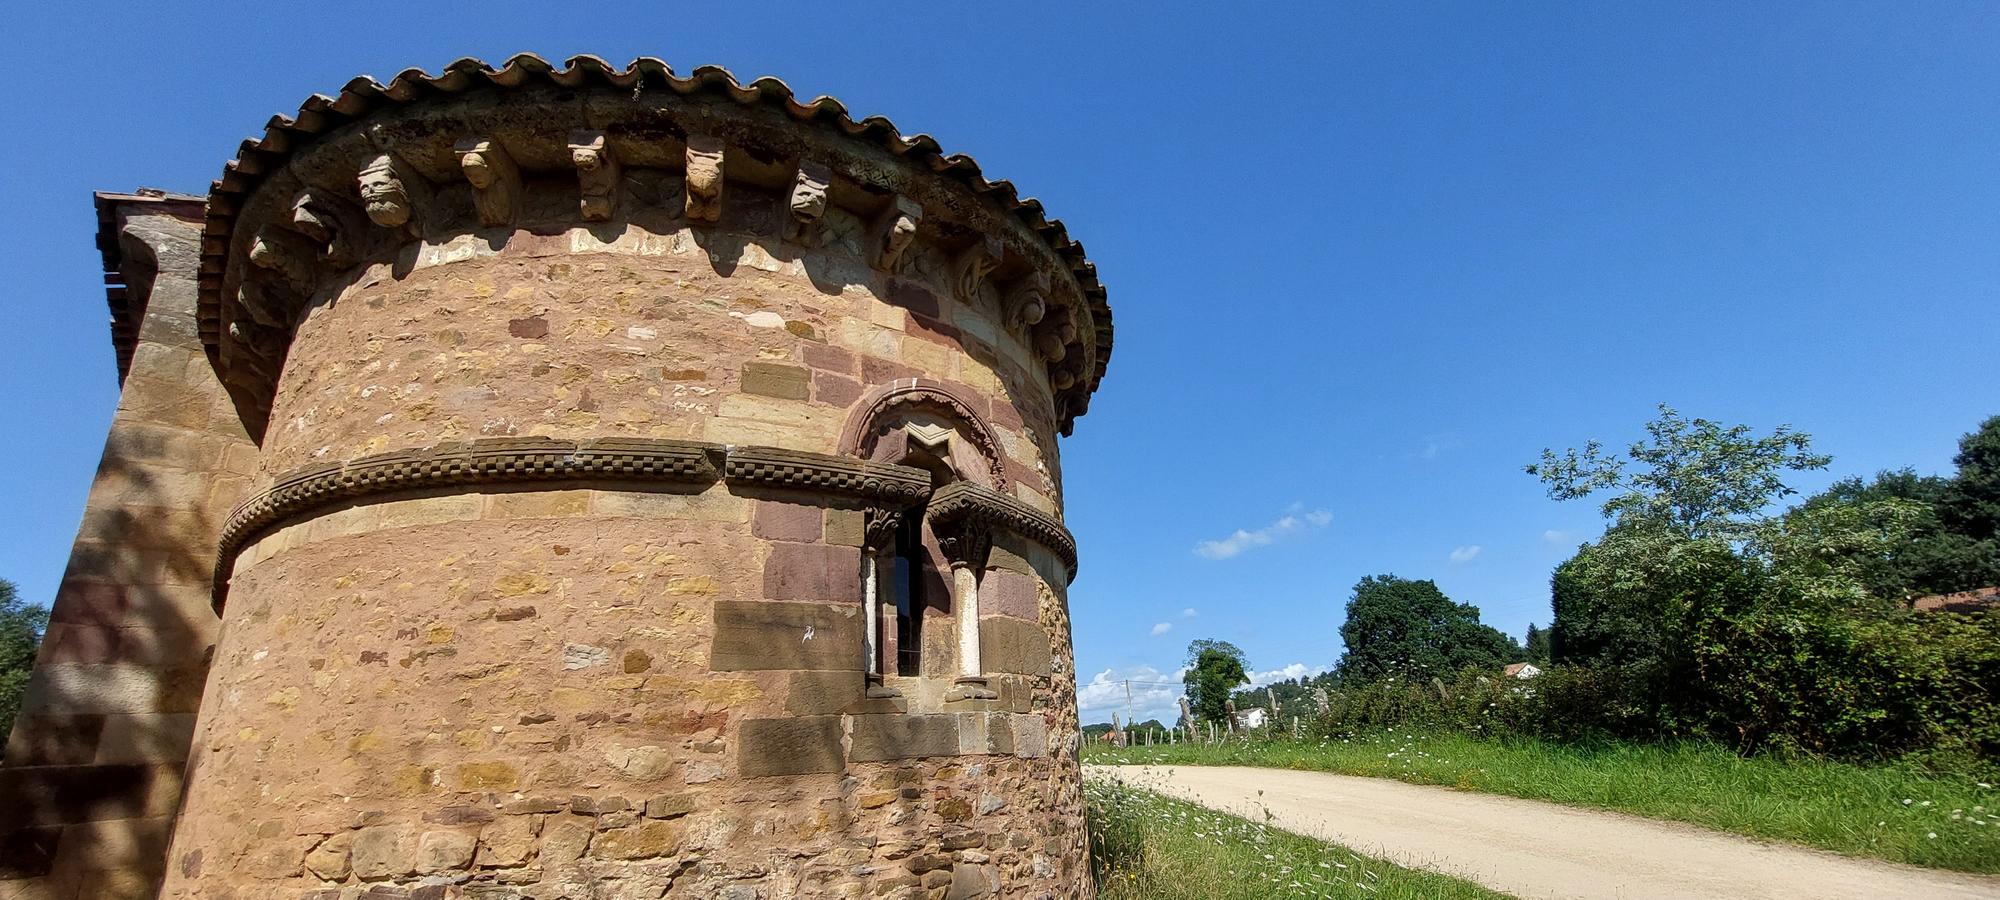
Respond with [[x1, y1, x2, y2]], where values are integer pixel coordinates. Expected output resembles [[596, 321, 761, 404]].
[[1124, 679, 1135, 737]]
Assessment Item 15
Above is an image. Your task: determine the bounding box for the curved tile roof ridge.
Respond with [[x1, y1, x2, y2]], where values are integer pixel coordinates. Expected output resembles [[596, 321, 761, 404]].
[[199, 53, 1112, 405]]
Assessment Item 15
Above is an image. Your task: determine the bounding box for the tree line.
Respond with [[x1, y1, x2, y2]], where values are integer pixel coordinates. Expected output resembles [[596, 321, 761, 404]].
[[1185, 408, 1998, 768]]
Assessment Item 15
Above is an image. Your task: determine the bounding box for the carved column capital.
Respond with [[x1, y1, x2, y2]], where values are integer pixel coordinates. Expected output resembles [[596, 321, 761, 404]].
[[932, 517, 993, 572]]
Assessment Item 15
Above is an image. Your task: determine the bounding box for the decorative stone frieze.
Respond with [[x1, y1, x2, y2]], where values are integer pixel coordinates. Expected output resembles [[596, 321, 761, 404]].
[[195, 55, 1113, 439], [215, 438, 968, 607]]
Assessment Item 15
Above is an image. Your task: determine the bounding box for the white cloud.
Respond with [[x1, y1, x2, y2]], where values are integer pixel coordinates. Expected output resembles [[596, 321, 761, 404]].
[[1245, 662, 1330, 687], [1181, 608, 1198, 618], [1449, 545, 1483, 564], [1419, 442, 1443, 460], [1149, 622, 1173, 637], [1543, 530, 1572, 545], [1194, 506, 1333, 560], [1077, 666, 1184, 724]]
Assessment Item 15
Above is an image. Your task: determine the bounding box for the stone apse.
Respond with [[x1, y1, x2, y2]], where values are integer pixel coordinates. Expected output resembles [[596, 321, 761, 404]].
[[0, 55, 1112, 900]]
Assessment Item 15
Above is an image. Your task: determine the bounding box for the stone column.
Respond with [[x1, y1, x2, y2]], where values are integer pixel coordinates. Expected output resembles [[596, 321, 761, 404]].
[[861, 507, 902, 698], [936, 518, 997, 701]]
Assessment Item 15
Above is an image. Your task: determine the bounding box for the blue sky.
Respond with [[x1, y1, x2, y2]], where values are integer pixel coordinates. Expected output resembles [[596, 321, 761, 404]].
[[3, 3, 1996, 725]]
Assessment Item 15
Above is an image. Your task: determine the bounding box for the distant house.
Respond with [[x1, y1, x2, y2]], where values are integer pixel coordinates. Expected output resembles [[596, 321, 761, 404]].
[[1503, 662, 1543, 680], [1238, 707, 1269, 730], [1912, 586, 1999, 614]]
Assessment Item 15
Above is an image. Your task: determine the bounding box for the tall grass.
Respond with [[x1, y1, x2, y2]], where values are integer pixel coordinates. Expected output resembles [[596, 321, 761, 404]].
[[1087, 774, 1512, 899], [1086, 730, 2000, 873]]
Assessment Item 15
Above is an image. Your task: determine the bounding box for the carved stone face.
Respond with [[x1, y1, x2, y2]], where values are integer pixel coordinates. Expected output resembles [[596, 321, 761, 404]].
[[886, 214, 918, 252], [461, 152, 495, 189], [357, 157, 410, 227]]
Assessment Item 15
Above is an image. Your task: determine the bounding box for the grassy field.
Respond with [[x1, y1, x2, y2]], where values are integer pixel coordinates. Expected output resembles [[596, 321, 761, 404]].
[[1084, 730, 2000, 873], [1087, 773, 1513, 899]]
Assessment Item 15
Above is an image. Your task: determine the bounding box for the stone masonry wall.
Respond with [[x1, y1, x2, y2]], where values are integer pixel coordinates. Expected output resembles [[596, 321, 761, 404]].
[[159, 215, 1090, 899], [0, 203, 258, 900]]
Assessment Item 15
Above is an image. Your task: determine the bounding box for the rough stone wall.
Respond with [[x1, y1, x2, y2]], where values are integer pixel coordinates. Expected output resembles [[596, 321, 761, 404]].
[[158, 219, 1090, 899], [0, 205, 258, 900]]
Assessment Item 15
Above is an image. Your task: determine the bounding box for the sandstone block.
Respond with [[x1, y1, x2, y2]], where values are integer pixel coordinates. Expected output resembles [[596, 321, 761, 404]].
[[980, 618, 1051, 678], [643, 793, 694, 819], [475, 814, 538, 867], [350, 823, 417, 879], [710, 600, 859, 671], [849, 714, 960, 762], [823, 509, 865, 548], [304, 831, 353, 880], [737, 717, 844, 777], [416, 830, 476, 873], [753, 501, 822, 542], [590, 820, 681, 860], [761, 543, 861, 605], [739, 362, 810, 400]]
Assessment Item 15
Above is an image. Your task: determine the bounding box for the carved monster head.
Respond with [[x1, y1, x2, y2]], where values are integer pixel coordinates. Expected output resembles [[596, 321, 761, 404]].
[[357, 155, 411, 227]]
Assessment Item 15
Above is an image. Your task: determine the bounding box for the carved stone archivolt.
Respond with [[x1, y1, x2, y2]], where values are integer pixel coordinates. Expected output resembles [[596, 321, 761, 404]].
[[843, 380, 1009, 490], [196, 55, 1112, 440]]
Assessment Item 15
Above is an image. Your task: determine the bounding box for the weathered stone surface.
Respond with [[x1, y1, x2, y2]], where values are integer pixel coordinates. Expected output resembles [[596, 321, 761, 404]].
[[475, 815, 537, 867], [753, 501, 822, 543], [351, 823, 417, 879], [981, 616, 1051, 677], [590, 820, 682, 859], [740, 362, 810, 400], [710, 600, 860, 671], [761, 542, 862, 604], [416, 829, 477, 872], [849, 715, 961, 762], [737, 717, 844, 777], [304, 831, 353, 880]]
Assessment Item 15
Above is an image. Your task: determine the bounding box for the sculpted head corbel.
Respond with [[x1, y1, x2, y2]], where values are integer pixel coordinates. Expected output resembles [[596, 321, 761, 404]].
[[684, 135, 725, 224], [786, 160, 832, 246], [871, 195, 923, 272], [952, 235, 1003, 304], [568, 131, 622, 222], [456, 137, 522, 227], [356, 152, 431, 233], [290, 189, 366, 267]]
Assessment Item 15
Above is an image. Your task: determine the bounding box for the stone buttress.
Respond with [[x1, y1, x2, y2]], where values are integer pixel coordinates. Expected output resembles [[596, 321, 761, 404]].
[[137, 55, 1114, 900]]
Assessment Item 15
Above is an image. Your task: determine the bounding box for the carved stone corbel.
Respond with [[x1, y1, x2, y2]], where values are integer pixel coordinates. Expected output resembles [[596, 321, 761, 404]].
[[684, 135, 725, 224], [235, 281, 292, 330], [1006, 271, 1050, 332], [455, 137, 521, 227], [786, 160, 831, 246], [568, 131, 621, 222], [290, 189, 366, 266], [247, 226, 319, 294], [952, 235, 1003, 304], [871, 195, 923, 272], [356, 151, 430, 233]]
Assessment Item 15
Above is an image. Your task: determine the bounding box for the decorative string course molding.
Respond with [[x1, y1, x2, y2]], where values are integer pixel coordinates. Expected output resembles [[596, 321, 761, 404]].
[[213, 437, 1076, 608]]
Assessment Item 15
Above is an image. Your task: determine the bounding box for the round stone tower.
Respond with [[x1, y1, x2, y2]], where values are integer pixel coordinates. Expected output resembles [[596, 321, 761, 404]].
[[160, 55, 1111, 899]]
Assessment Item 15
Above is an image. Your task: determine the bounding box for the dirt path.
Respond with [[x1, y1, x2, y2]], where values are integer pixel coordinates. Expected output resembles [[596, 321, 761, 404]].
[[1092, 764, 2000, 900]]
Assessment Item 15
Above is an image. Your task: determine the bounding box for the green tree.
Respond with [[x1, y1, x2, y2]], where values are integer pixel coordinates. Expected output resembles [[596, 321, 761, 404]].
[[1334, 575, 1520, 684], [1523, 623, 1551, 664], [1527, 403, 1831, 541], [1182, 640, 1248, 724], [1942, 415, 2000, 543], [0, 579, 48, 739]]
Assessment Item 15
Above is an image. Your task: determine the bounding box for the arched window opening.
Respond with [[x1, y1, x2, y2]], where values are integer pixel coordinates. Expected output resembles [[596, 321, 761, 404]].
[[891, 515, 926, 677]]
